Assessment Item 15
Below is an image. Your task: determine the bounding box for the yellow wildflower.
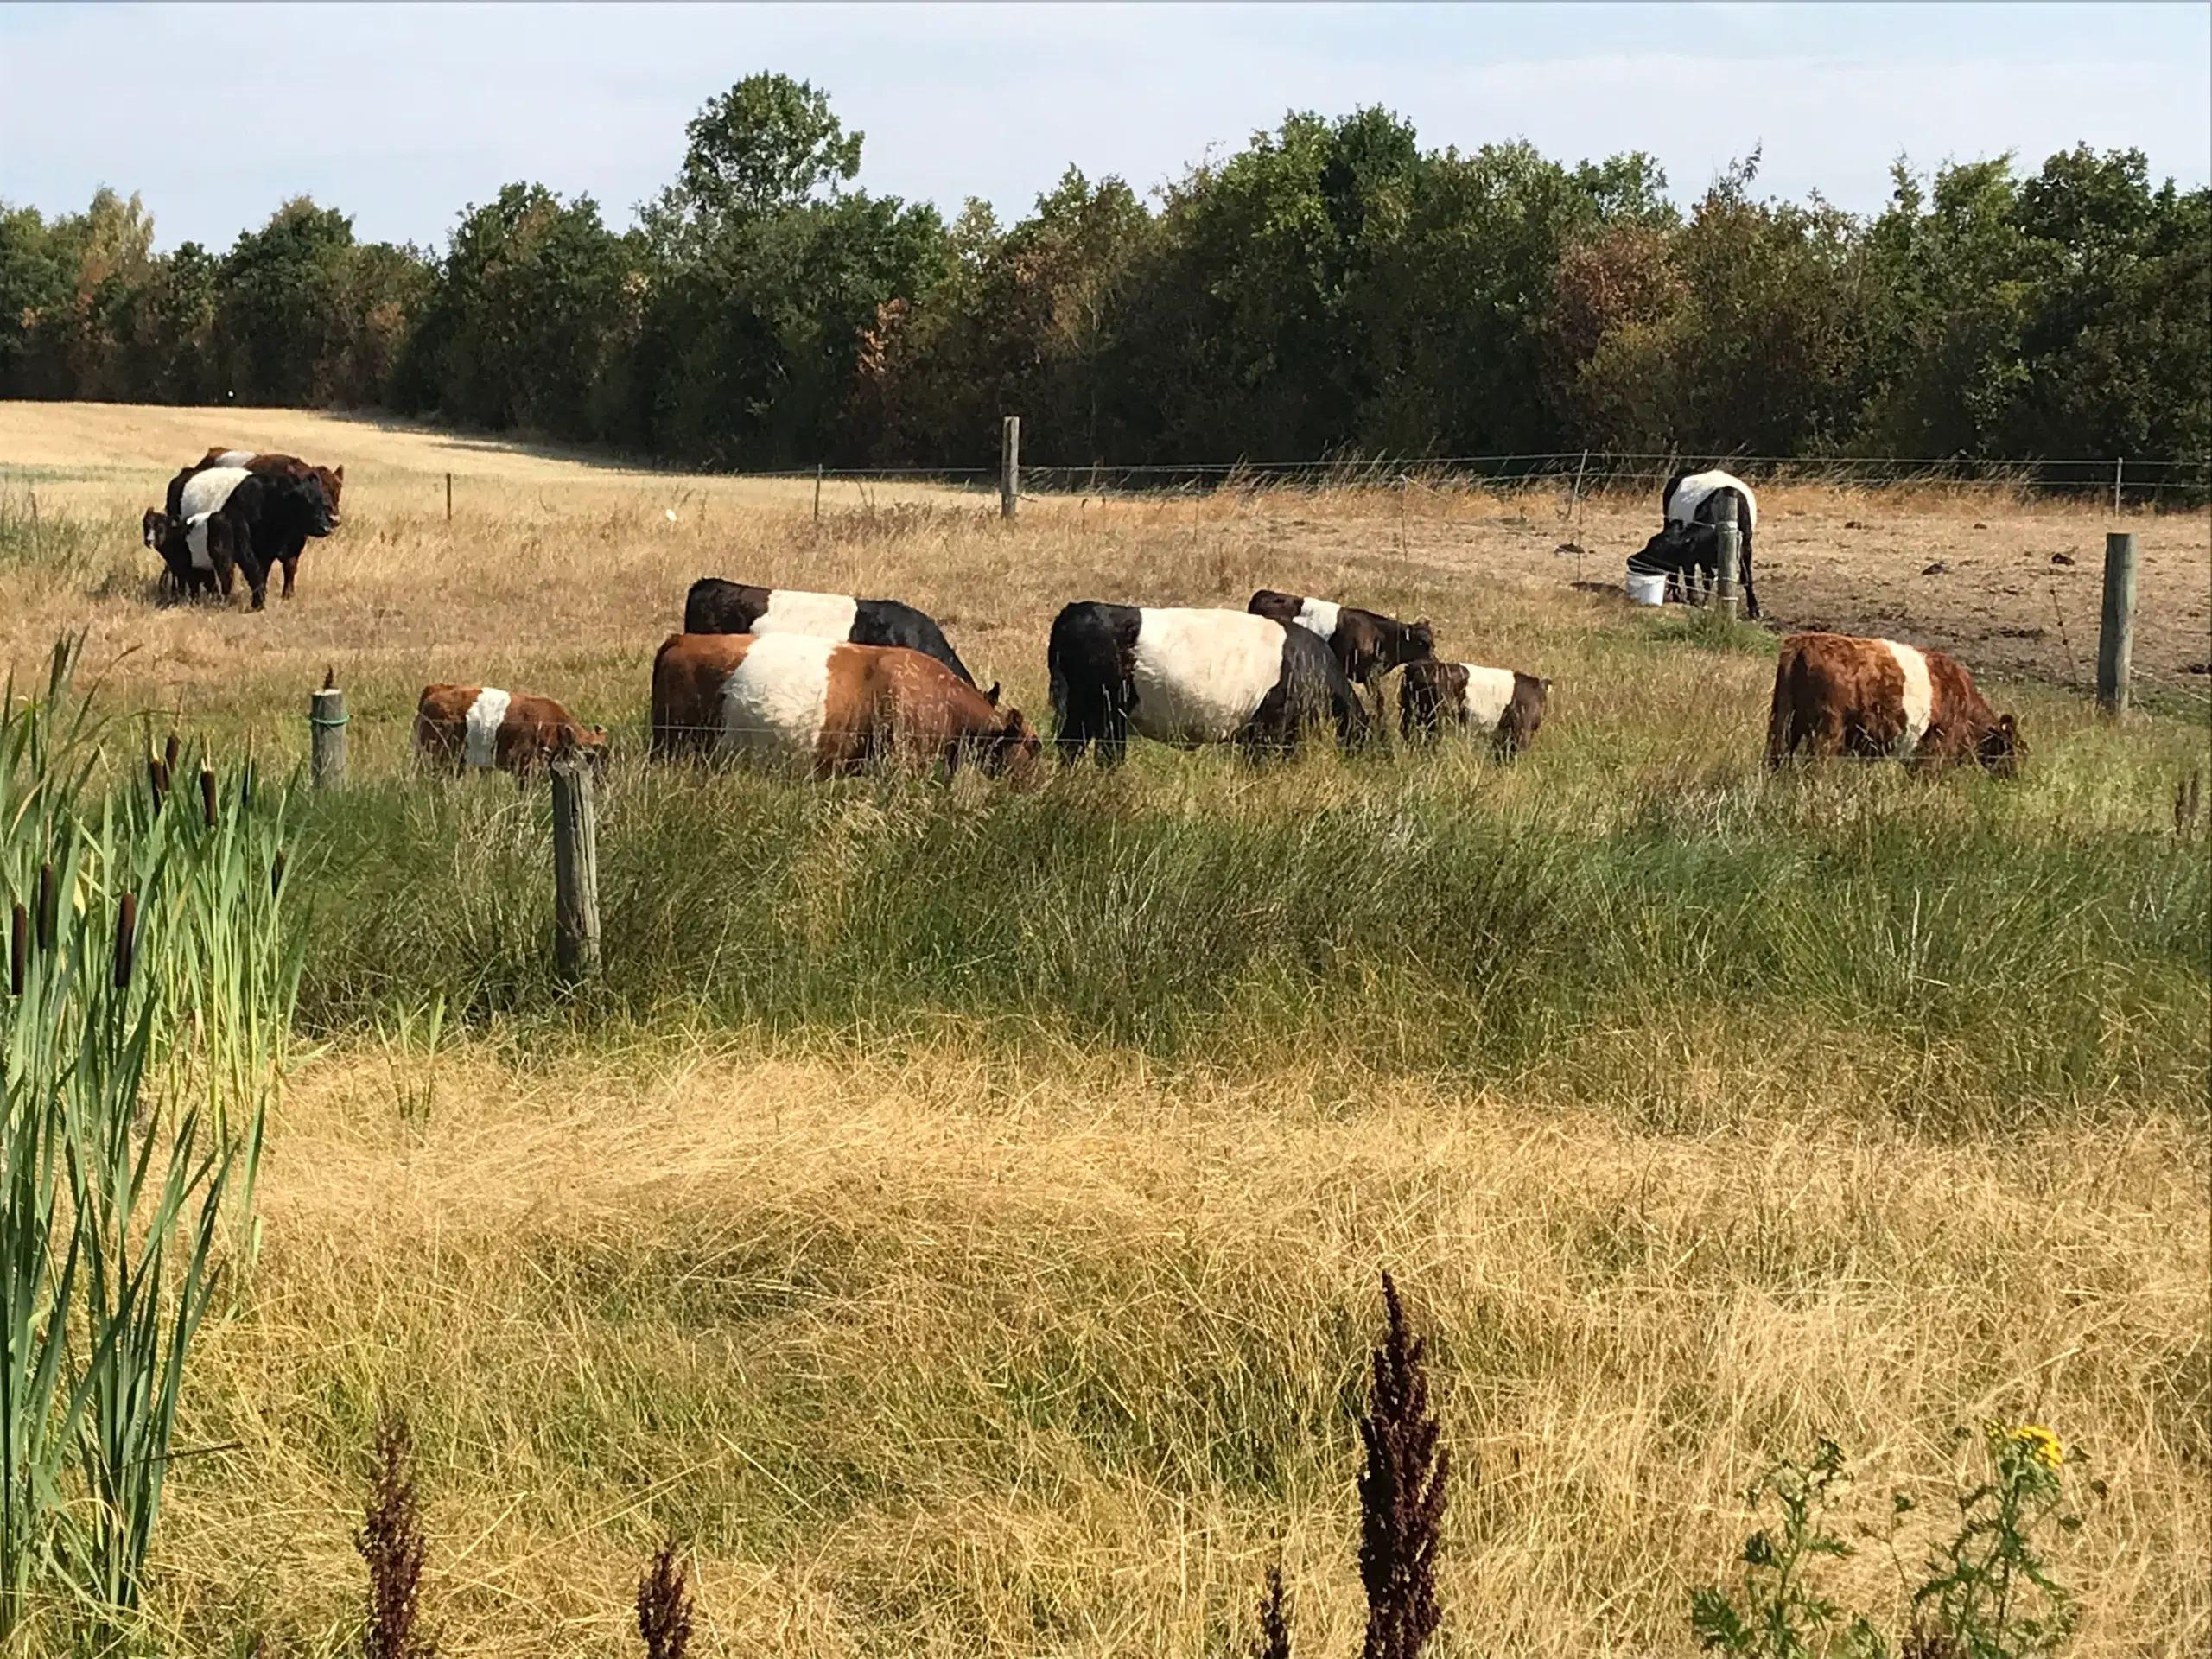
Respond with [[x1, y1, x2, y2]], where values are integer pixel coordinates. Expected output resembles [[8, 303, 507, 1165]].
[[2008, 1423, 2064, 1469]]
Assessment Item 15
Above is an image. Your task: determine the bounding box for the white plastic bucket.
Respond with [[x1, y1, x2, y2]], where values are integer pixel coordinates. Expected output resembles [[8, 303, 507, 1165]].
[[1624, 569, 1668, 606]]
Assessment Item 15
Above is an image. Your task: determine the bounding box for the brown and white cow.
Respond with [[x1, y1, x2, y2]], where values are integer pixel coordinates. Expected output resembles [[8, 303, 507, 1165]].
[[649, 632, 1040, 779], [1247, 590, 1434, 702], [1399, 660, 1549, 756], [1765, 632, 2020, 772], [415, 685, 608, 778]]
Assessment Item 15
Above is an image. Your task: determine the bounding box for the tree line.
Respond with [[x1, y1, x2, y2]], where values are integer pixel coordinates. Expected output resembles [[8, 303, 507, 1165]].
[[3, 74, 2205, 479]]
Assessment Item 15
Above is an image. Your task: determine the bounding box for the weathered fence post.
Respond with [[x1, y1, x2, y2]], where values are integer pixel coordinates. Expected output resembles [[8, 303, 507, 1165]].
[[1000, 416, 1020, 520], [445, 472, 453, 522], [2096, 530, 2138, 715], [308, 678, 346, 790], [813, 461, 823, 524], [2111, 456, 2123, 518], [1714, 493, 1742, 620], [550, 751, 601, 980]]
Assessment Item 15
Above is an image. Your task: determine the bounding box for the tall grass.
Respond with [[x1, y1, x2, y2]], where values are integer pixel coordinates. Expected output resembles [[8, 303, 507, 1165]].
[[0, 640, 303, 1641], [289, 749, 2208, 1130]]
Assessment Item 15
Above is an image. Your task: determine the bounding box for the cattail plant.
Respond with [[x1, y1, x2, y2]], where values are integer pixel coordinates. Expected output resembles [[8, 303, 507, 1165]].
[[636, 1537, 695, 1659], [0, 638, 305, 1638], [1358, 1271, 1449, 1659], [357, 1407, 434, 1659], [1249, 1560, 1292, 1659]]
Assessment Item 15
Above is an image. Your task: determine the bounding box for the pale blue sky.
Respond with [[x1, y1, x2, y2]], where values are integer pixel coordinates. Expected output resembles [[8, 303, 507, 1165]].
[[3, 2, 2207, 251]]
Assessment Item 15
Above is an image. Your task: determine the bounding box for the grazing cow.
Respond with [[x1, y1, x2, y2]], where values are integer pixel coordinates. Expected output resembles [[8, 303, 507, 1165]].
[[683, 578, 988, 696], [1247, 590, 1435, 707], [414, 684, 608, 778], [1765, 631, 2021, 772], [1630, 468, 1760, 619], [650, 632, 1040, 780], [1399, 660, 1550, 756], [1047, 602, 1369, 766], [166, 450, 345, 599], [151, 466, 335, 609]]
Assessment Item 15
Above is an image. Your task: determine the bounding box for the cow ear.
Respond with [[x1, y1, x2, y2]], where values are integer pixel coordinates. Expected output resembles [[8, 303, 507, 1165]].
[[984, 681, 1001, 707], [333, 465, 344, 482]]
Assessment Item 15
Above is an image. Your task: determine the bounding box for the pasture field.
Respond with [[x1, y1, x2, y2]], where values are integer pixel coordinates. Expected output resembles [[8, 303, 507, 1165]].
[[0, 404, 2207, 1656]]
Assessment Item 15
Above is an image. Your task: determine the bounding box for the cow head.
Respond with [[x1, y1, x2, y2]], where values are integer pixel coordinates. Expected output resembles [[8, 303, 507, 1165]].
[[555, 723, 612, 776], [1976, 712, 2023, 776], [989, 707, 1044, 782], [313, 464, 345, 524], [1630, 523, 1702, 575], [295, 472, 338, 537], [1391, 618, 1436, 669], [142, 509, 169, 550]]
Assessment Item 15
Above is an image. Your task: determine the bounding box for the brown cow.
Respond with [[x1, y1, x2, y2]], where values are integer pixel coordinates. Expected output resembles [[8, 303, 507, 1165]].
[[1765, 632, 2021, 772], [650, 632, 1039, 779], [415, 684, 608, 778], [1399, 660, 1549, 756]]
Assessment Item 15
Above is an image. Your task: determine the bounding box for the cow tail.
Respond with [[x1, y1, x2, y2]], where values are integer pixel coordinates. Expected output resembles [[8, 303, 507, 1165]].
[[1764, 639, 1797, 769]]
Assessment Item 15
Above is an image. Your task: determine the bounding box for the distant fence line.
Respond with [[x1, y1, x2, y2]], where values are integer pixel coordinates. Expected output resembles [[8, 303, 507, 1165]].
[[714, 449, 2212, 505]]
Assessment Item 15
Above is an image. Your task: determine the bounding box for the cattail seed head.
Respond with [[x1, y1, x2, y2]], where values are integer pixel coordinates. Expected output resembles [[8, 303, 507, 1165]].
[[149, 757, 169, 812], [200, 766, 218, 827], [9, 902, 24, 997], [35, 863, 55, 953], [271, 849, 289, 896], [112, 893, 137, 989], [164, 731, 180, 774]]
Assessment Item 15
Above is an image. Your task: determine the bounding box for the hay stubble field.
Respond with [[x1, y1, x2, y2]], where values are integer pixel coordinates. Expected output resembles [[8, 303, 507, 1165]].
[[0, 404, 2206, 1656]]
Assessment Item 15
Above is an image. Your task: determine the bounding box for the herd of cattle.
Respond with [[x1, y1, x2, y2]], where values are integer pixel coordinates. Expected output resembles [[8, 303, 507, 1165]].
[[131, 452, 2018, 780]]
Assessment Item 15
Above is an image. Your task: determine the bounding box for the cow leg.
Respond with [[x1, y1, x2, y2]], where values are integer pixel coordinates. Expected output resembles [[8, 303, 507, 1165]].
[[281, 554, 299, 599], [1739, 528, 1758, 620]]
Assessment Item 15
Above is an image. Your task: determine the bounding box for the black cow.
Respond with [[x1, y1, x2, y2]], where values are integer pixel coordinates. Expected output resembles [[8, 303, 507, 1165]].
[[1399, 660, 1549, 757], [683, 578, 989, 697], [148, 466, 335, 609], [1247, 591, 1435, 707], [165, 450, 344, 600], [1630, 468, 1760, 619], [1047, 601, 1368, 766]]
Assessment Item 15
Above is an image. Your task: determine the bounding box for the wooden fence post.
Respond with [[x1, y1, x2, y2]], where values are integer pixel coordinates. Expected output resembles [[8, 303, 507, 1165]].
[[813, 461, 823, 524], [2112, 456, 2123, 518], [445, 472, 453, 521], [308, 682, 346, 790], [2096, 530, 2138, 715], [550, 752, 601, 980], [1000, 416, 1020, 519], [1714, 493, 1742, 620]]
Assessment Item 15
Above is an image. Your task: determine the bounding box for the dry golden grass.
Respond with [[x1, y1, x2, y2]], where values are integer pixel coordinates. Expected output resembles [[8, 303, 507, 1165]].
[[143, 1044, 2205, 1656], [0, 405, 2203, 1656]]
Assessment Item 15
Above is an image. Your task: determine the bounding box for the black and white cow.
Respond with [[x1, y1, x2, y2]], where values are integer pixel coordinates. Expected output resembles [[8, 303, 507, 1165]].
[[1630, 468, 1760, 619], [1398, 660, 1549, 756], [1246, 590, 1435, 703], [1046, 602, 1369, 766], [683, 578, 989, 696], [145, 466, 336, 609], [165, 450, 344, 600]]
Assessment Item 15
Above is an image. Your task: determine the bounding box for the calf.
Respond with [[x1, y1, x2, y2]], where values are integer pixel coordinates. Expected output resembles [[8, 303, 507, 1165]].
[[1399, 661, 1550, 756], [415, 685, 608, 778], [1765, 631, 2020, 772], [1630, 468, 1760, 619], [168, 450, 345, 598], [650, 632, 1039, 780], [683, 578, 988, 695], [1247, 590, 1434, 704], [1048, 602, 1368, 766], [141, 505, 245, 600]]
